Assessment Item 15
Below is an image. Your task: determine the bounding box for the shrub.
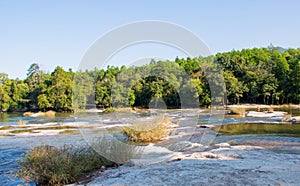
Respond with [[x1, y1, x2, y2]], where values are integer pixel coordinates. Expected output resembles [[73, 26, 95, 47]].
[[17, 144, 114, 185], [121, 116, 172, 143], [104, 107, 115, 112]]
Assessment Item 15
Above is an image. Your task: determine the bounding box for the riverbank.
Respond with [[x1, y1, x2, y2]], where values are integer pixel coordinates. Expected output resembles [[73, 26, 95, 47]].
[[226, 104, 300, 109], [2, 104, 299, 116]]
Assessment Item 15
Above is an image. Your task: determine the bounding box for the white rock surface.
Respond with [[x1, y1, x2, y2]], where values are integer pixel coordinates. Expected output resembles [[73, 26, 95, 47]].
[[246, 111, 287, 118], [84, 144, 300, 186]]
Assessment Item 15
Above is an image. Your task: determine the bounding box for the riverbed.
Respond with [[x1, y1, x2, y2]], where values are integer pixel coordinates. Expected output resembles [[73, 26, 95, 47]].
[[1, 109, 300, 185]]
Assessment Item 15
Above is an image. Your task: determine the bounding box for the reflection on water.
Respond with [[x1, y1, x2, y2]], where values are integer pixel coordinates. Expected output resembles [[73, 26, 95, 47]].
[[0, 113, 22, 121], [274, 108, 300, 116], [214, 122, 300, 155], [216, 123, 300, 137], [0, 112, 74, 126]]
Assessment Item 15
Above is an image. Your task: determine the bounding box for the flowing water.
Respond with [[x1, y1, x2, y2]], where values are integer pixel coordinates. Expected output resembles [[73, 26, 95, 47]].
[[1, 109, 300, 185]]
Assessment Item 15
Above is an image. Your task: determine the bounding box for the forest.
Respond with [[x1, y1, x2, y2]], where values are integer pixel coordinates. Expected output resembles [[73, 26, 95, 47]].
[[0, 46, 300, 112]]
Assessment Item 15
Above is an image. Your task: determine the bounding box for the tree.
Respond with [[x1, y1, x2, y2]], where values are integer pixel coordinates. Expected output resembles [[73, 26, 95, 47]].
[[0, 73, 12, 111], [73, 71, 94, 110], [25, 63, 44, 109], [2, 46, 300, 112], [223, 71, 245, 104], [95, 66, 120, 108], [37, 94, 51, 111], [47, 67, 73, 111], [9, 79, 29, 110]]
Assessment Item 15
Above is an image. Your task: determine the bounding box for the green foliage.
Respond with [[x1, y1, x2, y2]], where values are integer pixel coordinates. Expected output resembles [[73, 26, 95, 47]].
[[0, 73, 13, 111], [216, 47, 300, 104], [25, 63, 43, 109], [37, 94, 51, 110], [48, 67, 74, 111], [73, 71, 95, 110], [95, 66, 120, 108], [224, 71, 244, 104], [1, 46, 300, 112]]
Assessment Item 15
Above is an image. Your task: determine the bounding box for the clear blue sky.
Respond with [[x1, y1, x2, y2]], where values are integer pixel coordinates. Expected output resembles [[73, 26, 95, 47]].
[[1, 0, 300, 79]]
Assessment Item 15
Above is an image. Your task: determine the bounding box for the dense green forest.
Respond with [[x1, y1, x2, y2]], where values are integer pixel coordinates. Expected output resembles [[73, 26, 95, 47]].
[[1, 46, 300, 112]]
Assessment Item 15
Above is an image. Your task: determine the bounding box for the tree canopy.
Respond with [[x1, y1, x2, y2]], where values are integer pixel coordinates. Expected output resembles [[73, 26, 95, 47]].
[[1, 46, 300, 112]]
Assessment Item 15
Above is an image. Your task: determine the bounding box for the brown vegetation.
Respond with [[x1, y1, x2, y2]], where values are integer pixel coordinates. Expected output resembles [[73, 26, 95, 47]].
[[121, 117, 173, 143], [23, 110, 56, 117]]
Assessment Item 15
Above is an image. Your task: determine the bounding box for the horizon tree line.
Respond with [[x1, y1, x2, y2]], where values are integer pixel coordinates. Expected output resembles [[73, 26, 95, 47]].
[[0, 46, 300, 112]]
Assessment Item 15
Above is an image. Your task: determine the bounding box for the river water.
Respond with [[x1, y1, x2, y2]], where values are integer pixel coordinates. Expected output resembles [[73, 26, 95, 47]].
[[1, 109, 300, 185]]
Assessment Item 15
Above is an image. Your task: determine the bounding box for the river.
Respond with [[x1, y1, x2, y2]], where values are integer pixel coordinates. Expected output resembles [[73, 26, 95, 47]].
[[1, 109, 300, 185]]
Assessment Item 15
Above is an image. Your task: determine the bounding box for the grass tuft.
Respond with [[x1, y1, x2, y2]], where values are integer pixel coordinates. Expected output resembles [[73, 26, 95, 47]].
[[17, 144, 114, 185], [121, 116, 173, 143], [0, 126, 12, 130], [11, 129, 32, 134], [59, 129, 78, 135], [34, 126, 77, 130], [91, 136, 143, 164], [0, 133, 15, 137]]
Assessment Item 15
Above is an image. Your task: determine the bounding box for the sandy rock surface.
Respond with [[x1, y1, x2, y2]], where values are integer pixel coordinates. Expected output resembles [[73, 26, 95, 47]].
[[78, 144, 300, 186]]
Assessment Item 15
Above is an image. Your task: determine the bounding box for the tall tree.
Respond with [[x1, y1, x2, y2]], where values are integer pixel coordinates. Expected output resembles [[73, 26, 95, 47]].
[[0, 73, 12, 111], [47, 67, 73, 111], [25, 63, 44, 109]]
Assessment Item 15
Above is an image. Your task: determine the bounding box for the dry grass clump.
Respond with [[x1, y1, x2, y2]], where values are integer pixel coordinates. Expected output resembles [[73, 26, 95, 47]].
[[121, 116, 173, 143], [267, 107, 274, 113], [23, 110, 56, 117], [17, 144, 114, 185], [44, 110, 56, 117], [0, 126, 12, 130], [11, 129, 32, 134], [58, 129, 78, 135], [23, 112, 34, 116], [228, 108, 245, 116], [0, 133, 15, 136], [35, 126, 77, 130]]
